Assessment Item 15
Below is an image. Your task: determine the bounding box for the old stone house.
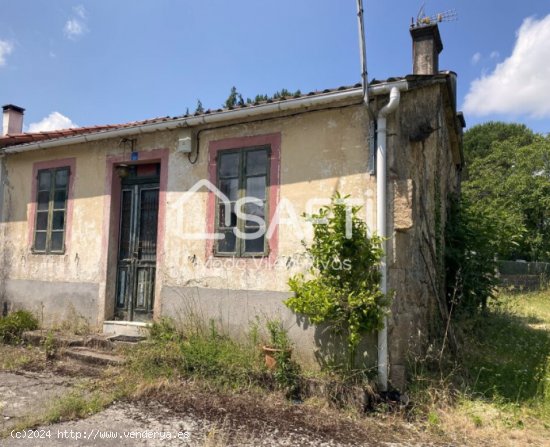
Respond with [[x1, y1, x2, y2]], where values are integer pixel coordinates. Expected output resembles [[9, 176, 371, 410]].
[[0, 24, 464, 389]]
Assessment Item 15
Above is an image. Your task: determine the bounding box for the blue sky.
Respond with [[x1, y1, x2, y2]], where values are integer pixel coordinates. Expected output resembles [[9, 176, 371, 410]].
[[1, 0, 549, 133]]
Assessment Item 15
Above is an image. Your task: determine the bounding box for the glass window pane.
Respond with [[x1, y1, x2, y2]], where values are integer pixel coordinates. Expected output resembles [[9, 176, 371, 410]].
[[52, 211, 65, 230], [54, 190, 67, 209], [244, 201, 265, 227], [244, 231, 265, 254], [139, 189, 159, 261], [246, 176, 266, 200], [51, 232, 64, 251], [117, 269, 128, 308], [34, 232, 47, 251], [36, 212, 48, 230], [246, 149, 268, 176], [219, 178, 238, 201], [119, 190, 133, 260], [37, 191, 50, 211], [55, 169, 68, 188], [38, 171, 51, 191], [217, 230, 236, 253], [219, 152, 239, 177], [218, 202, 237, 228]]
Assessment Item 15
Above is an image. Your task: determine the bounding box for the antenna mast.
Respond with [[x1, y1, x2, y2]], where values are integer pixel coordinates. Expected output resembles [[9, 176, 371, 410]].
[[356, 0, 373, 119]]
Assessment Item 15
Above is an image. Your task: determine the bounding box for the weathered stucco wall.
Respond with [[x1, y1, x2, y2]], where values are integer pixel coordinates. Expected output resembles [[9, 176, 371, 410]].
[[0, 85, 461, 379], [0, 104, 379, 367], [160, 105, 377, 367]]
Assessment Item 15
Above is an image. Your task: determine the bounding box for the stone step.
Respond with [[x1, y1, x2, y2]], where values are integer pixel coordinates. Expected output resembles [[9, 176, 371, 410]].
[[103, 320, 151, 338], [22, 331, 116, 351], [63, 347, 125, 366]]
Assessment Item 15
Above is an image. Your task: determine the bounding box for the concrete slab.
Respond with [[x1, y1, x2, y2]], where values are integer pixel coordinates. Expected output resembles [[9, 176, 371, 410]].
[[102, 321, 150, 338]]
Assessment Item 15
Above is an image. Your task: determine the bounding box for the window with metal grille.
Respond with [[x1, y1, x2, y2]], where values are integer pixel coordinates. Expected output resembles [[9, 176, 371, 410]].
[[215, 146, 269, 256], [33, 167, 69, 253]]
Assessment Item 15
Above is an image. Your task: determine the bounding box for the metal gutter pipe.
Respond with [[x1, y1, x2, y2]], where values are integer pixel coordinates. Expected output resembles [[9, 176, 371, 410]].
[[375, 86, 404, 391]]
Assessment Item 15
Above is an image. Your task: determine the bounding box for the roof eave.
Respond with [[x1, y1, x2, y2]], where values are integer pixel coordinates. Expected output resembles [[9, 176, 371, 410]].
[[1, 80, 411, 155]]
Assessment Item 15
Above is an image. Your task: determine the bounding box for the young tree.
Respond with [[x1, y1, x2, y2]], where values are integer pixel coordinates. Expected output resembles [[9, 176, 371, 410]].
[[463, 134, 550, 261]]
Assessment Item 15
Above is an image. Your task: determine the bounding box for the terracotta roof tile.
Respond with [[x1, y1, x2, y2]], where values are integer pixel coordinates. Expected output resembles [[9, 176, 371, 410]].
[[0, 77, 454, 149]]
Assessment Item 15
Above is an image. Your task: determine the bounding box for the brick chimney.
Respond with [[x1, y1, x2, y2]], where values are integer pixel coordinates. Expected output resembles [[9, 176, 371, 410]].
[[410, 23, 443, 75], [2, 104, 25, 136]]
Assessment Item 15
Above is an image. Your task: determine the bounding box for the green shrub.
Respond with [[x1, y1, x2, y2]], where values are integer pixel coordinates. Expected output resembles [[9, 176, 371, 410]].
[[285, 193, 388, 369], [445, 195, 499, 312], [265, 320, 300, 395], [0, 310, 39, 344]]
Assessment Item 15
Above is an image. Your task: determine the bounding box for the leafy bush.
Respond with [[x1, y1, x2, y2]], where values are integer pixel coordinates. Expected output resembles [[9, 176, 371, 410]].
[[445, 195, 498, 312], [285, 193, 388, 369], [0, 310, 39, 344]]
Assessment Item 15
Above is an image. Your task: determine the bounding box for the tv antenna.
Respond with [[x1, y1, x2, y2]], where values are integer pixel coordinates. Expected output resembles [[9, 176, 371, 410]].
[[414, 3, 457, 27]]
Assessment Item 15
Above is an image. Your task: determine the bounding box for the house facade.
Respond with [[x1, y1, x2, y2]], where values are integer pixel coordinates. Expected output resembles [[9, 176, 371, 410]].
[[0, 24, 464, 388]]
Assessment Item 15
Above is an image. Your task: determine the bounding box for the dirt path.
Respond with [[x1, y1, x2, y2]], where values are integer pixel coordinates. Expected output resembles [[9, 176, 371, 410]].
[[0, 370, 446, 447], [0, 371, 75, 433]]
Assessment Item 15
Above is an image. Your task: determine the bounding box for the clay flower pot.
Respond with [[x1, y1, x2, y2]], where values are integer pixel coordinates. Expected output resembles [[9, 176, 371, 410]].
[[262, 345, 292, 370]]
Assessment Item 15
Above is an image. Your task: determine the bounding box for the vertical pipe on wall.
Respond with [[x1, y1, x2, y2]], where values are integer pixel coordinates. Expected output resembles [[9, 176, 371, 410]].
[[376, 87, 401, 391]]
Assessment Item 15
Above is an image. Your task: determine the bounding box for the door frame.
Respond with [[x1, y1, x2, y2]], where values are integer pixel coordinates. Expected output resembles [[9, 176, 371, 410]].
[[100, 148, 169, 325], [115, 178, 160, 321]]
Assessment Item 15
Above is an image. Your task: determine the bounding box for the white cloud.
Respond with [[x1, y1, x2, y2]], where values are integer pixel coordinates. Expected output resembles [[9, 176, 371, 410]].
[[0, 40, 13, 66], [471, 52, 481, 65], [73, 5, 87, 19], [64, 19, 86, 39], [64, 5, 88, 40], [27, 112, 78, 133], [490, 51, 500, 59], [464, 15, 550, 118]]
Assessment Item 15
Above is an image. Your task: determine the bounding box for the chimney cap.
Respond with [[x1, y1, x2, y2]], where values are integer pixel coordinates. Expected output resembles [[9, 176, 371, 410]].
[[410, 23, 443, 54], [3, 104, 25, 114]]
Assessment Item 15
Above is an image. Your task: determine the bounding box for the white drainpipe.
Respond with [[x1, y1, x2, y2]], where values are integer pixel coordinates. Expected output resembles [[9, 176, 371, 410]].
[[375, 86, 404, 391]]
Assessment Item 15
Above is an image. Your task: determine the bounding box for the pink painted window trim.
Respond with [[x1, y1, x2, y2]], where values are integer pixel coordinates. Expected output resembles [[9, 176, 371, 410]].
[[28, 157, 76, 253], [206, 133, 281, 263]]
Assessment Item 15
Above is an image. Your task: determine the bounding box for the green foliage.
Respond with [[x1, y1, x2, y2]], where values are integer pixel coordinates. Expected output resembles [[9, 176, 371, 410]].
[[285, 193, 388, 369], [194, 99, 204, 114], [463, 131, 550, 261], [445, 195, 499, 312], [266, 319, 292, 351], [149, 318, 183, 342], [42, 330, 56, 360], [224, 86, 244, 109], [46, 390, 109, 423], [0, 310, 39, 344], [461, 292, 550, 411], [265, 320, 300, 394], [408, 290, 550, 431], [463, 121, 534, 162], [129, 319, 264, 389]]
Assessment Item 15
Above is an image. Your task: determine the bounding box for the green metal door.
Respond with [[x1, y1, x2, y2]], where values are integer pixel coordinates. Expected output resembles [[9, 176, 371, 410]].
[[115, 181, 159, 321]]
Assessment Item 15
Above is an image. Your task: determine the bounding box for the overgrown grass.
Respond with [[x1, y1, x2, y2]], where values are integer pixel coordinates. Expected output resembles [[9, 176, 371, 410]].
[[126, 318, 267, 390], [0, 345, 44, 371], [461, 291, 550, 418], [409, 289, 550, 442]]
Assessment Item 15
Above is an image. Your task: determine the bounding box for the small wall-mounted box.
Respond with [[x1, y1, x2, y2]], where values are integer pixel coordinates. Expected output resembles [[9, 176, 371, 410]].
[[176, 129, 194, 153]]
